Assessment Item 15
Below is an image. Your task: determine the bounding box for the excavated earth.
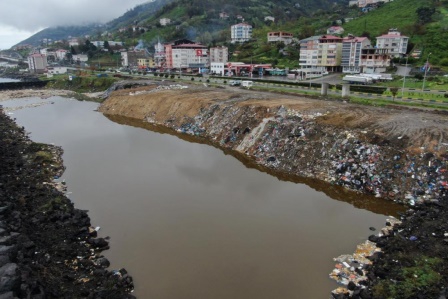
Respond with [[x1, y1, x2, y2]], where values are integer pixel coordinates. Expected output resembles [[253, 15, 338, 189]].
[[99, 80, 448, 299], [0, 106, 135, 298]]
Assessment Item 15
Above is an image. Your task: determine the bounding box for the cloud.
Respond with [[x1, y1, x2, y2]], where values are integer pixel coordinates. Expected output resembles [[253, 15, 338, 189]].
[[0, 0, 149, 31], [0, 25, 40, 50]]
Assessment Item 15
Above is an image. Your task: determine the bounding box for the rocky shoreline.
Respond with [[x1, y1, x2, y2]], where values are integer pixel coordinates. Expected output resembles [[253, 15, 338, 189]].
[[0, 106, 135, 298]]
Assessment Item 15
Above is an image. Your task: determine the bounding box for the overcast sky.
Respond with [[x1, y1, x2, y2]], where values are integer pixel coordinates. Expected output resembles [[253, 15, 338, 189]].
[[0, 0, 149, 50]]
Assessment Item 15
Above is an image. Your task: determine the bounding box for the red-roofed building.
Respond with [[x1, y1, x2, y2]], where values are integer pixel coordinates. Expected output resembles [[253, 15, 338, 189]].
[[375, 29, 408, 58], [327, 26, 345, 35], [341, 35, 371, 73], [164, 42, 208, 70]]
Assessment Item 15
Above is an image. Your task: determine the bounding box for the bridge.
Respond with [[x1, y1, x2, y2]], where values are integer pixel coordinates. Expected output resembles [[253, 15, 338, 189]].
[[0, 55, 21, 63]]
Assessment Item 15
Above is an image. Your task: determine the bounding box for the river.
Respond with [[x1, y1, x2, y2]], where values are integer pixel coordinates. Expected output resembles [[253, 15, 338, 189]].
[[1, 96, 404, 299]]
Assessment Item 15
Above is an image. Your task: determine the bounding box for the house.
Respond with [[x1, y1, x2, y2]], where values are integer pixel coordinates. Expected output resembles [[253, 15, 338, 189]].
[[47, 66, 68, 75], [360, 46, 390, 73], [264, 16, 275, 22], [219, 12, 229, 19], [55, 49, 68, 61], [341, 35, 371, 73], [327, 26, 344, 35], [28, 54, 47, 74], [68, 38, 79, 47], [72, 54, 88, 63], [375, 28, 408, 57], [236, 15, 244, 20], [209, 46, 228, 63], [160, 18, 171, 26], [163, 39, 196, 69], [267, 31, 294, 44], [231, 23, 253, 43]]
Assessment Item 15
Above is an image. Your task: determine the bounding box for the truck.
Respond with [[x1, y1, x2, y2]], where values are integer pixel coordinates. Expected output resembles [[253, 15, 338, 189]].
[[342, 75, 372, 85], [241, 80, 254, 88]]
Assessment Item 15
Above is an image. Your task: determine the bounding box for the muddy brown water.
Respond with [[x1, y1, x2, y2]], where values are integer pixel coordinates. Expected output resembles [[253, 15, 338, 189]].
[[2, 96, 405, 299]]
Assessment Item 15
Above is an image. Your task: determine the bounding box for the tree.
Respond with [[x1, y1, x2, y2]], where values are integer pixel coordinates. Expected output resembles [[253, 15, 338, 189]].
[[390, 87, 399, 101], [416, 7, 436, 24]]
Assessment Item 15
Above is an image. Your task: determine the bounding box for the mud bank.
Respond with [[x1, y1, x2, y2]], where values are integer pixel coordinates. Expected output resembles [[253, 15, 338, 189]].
[[99, 81, 448, 205], [0, 108, 134, 298]]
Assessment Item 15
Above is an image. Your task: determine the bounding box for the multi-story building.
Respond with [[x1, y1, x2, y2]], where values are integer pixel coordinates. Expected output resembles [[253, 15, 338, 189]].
[[341, 35, 371, 73], [299, 35, 322, 69], [317, 35, 343, 72], [171, 43, 209, 70], [138, 57, 155, 69], [209, 46, 228, 63], [231, 23, 252, 43], [360, 47, 390, 73], [267, 32, 294, 44], [28, 54, 47, 74], [160, 18, 171, 26], [163, 39, 196, 69], [375, 29, 408, 58], [121, 51, 148, 68]]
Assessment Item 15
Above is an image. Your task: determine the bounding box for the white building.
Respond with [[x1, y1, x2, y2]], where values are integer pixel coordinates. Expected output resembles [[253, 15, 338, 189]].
[[375, 29, 408, 57], [72, 54, 88, 63], [55, 49, 68, 60], [68, 38, 79, 47], [171, 43, 209, 69], [341, 35, 371, 73], [47, 66, 68, 75], [210, 62, 225, 75], [231, 23, 252, 43], [209, 46, 228, 63], [28, 54, 47, 74], [299, 35, 322, 69], [160, 18, 171, 26]]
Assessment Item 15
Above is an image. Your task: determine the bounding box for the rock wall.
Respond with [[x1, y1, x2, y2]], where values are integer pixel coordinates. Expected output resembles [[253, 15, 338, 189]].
[[99, 82, 448, 205]]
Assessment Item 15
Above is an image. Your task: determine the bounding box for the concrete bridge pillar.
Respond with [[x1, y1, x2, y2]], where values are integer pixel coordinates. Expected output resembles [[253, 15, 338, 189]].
[[321, 83, 329, 96], [342, 84, 350, 97]]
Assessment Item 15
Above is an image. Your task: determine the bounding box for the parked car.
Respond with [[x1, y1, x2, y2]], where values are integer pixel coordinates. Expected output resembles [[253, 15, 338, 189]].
[[229, 80, 241, 86]]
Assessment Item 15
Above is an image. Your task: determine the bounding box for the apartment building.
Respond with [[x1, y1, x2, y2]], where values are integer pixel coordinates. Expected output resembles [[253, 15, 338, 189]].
[[375, 29, 408, 57], [341, 35, 371, 73], [28, 54, 47, 74], [209, 46, 228, 63], [231, 23, 252, 43], [360, 47, 391, 73], [317, 35, 343, 72]]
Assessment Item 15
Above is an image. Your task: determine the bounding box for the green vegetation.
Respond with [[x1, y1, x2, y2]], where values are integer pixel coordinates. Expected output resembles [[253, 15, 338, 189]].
[[46, 75, 117, 94], [372, 257, 443, 299]]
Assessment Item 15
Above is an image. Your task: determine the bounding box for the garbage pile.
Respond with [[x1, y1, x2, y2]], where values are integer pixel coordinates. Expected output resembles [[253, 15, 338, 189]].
[[129, 84, 188, 96], [330, 216, 402, 297], [143, 100, 448, 204]]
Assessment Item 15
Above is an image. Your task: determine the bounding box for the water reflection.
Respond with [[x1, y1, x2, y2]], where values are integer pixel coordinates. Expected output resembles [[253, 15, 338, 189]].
[[106, 114, 405, 217]]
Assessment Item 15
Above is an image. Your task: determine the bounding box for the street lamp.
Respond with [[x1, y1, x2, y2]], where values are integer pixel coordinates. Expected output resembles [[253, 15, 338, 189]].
[[422, 52, 431, 91], [401, 55, 408, 97]]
